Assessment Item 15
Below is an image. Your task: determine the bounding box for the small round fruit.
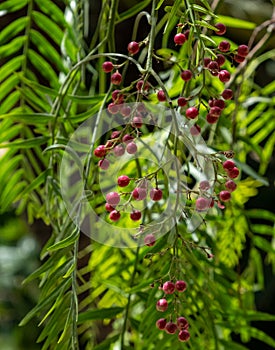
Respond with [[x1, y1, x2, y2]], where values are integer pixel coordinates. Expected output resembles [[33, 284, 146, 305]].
[[111, 130, 120, 139], [218, 70, 231, 83], [228, 167, 240, 179], [98, 159, 110, 170], [121, 105, 132, 117], [219, 190, 231, 202], [186, 106, 199, 119], [216, 54, 226, 67], [175, 280, 187, 292], [117, 175, 130, 187], [109, 210, 121, 221], [177, 316, 189, 330], [132, 187, 147, 201], [178, 97, 187, 107], [222, 88, 233, 100], [225, 180, 237, 192], [102, 61, 114, 73], [127, 41, 139, 55], [222, 160, 235, 171], [108, 102, 120, 114], [130, 210, 142, 221], [178, 329, 190, 342], [199, 180, 210, 191], [213, 99, 225, 110], [144, 233, 156, 246], [180, 69, 192, 81], [207, 60, 219, 71], [209, 106, 222, 117], [156, 318, 167, 330], [206, 113, 219, 124], [157, 90, 166, 102], [165, 322, 178, 334], [112, 89, 124, 103], [105, 203, 115, 212], [190, 124, 201, 136], [156, 298, 168, 312], [113, 145, 125, 157], [174, 33, 186, 45], [196, 197, 211, 211], [215, 22, 226, 35], [106, 191, 120, 206], [162, 281, 175, 294], [204, 57, 211, 67], [237, 44, 249, 57], [122, 134, 134, 144], [218, 40, 230, 52], [111, 72, 122, 85], [150, 188, 163, 201], [94, 145, 107, 158], [131, 115, 143, 128], [126, 142, 137, 154], [136, 80, 150, 91], [234, 54, 245, 63]]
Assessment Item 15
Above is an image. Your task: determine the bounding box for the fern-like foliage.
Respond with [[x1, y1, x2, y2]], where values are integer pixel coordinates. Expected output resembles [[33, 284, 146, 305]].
[[1, 0, 275, 349]]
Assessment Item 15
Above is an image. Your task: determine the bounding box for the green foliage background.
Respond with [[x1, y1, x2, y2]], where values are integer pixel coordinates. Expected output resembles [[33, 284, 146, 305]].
[[0, 0, 275, 349]]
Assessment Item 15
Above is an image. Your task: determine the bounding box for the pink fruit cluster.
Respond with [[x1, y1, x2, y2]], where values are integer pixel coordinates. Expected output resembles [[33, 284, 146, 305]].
[[156, 280, 190, 342]]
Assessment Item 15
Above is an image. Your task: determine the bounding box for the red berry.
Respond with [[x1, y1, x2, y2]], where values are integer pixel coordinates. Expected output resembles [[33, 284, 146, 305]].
[[184, 29, 190, 39], [213, 99, 225, 110], [219, 190, 231, 202], [102, 61, 114, 73], [111, 72, 122, 85], [111, 89, 124, 103], [157, 90, 166, 102], [156, 298, 168, 312], [186, 106, 199, 119], [127, 41, 139, 55], [121, 105, 132, 117], [144, 233, 156, 246], [228, 166, 240, 179], [180, 69, 192, 81], [117, 175, 130, 187], [199, 180, 210, 191], [165, 322, 178, 334], [218, 69, 231, 83], [106, 191, 120, 206], [98, 159, 110, 170], [132, 187, 147, 201], [222, 160, 235, 171], [215, 22, 226, 35], [130, 210, 142, 221], [136, 80, 150, 91], [122, 134, 134, 144], [178, 329, 190, 342], [204, 57, 211, 67], [94, 145, 107, 158], [222, 88, 233, 100], [237, 44, 249, 57], [131, 115, 143, 128], [206, 113, 219, 124], [111, 130, 121, 139], [109, 210, 121, 221], [108, 102, 120, 114], [150, 188, 163, 201], [174, 33, 186, 45], [218, 40, 230, 52], [162, 281, 175, 294], [234, 54, 246, 63], [175, 280, 187, 292], [225, 180, 237, 192], [113, 144, 125, 156], [156, 318, 167, 330], [196, 197, 211, 211], [216, 54, 226, 67], [178, 97, 187, 107], [105, 203, 115, 212], [190, 124, 201, 136], [177, 316, 189, 329], [207, 60, 219, 71], [126, 141, 137, 154], [209, 106, 222, 117]]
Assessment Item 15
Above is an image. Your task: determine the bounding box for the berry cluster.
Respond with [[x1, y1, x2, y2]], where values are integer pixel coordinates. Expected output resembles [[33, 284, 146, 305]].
[[156, 280, 190, 342]]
